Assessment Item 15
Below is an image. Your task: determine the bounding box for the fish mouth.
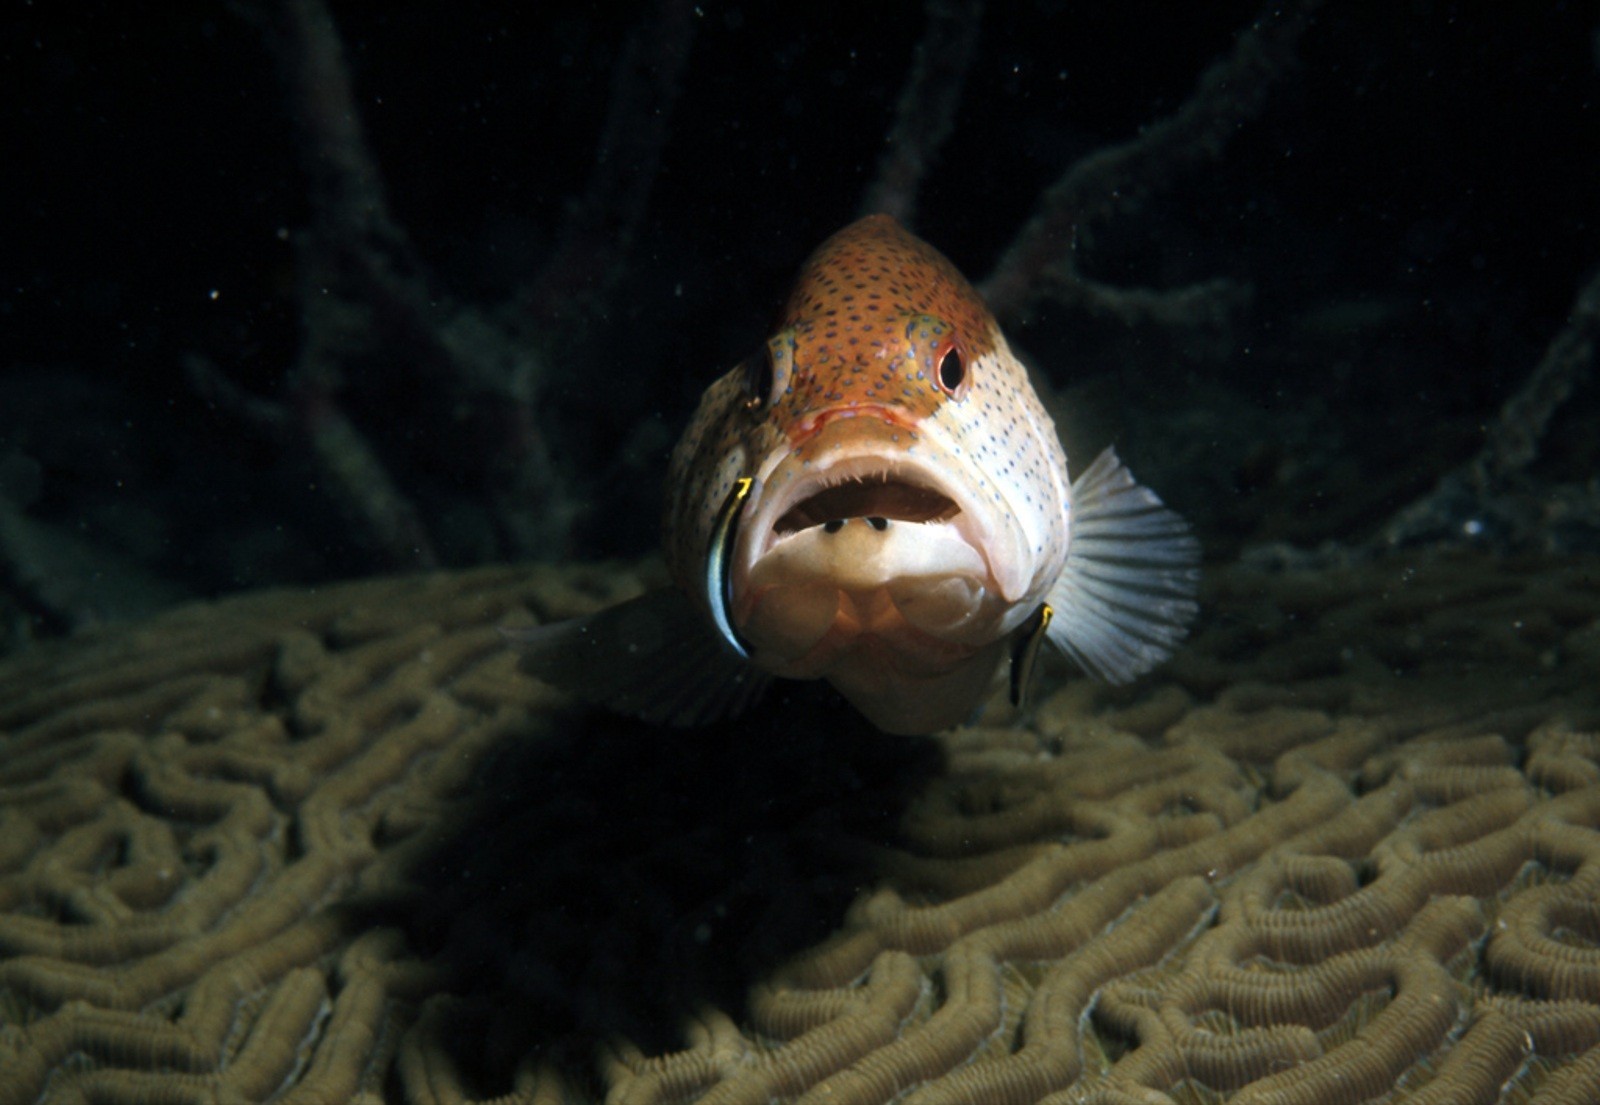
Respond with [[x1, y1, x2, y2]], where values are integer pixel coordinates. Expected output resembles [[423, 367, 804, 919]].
[[755, 456, 975, 553], [742, 449, 1024, 603], [772, 473, 961, 535], [733, 449, 1019, 670]]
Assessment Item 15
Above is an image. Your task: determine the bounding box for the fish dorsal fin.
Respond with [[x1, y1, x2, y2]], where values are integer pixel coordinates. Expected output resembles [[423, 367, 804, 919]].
[[1045, 447, 1200, 684], [504, 588, 772, 727]]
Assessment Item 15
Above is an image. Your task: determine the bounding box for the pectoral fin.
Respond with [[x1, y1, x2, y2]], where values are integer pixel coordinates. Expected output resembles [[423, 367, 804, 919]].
[[503, 588, 772, 727], [1046, 447, 1200, 684]]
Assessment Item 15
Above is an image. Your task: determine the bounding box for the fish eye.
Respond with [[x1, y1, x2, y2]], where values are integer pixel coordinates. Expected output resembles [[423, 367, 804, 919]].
[[936, 346, 965, 395], [743, 333, 796, 413], [741, 349, 774, 411]]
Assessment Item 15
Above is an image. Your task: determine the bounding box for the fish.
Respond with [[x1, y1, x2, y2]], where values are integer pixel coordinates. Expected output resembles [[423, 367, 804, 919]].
[[512, 214, 1199, 734]]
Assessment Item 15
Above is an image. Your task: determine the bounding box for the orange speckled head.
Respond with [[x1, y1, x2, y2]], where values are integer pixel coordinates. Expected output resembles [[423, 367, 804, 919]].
[[760, 214, 999, 443], [780, 214, 996, 348]]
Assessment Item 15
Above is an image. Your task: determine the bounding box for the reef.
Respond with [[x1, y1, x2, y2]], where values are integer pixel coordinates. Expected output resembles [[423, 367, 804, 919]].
[[3, 553, 1600, 1103]]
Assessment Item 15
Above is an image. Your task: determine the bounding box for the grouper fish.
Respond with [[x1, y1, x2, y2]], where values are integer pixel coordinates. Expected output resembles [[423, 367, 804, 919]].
[[514, 215, 1199, 734]]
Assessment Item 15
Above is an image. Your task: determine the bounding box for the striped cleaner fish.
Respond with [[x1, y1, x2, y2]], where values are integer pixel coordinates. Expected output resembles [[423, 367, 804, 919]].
[[513, 215, 1199, 734]]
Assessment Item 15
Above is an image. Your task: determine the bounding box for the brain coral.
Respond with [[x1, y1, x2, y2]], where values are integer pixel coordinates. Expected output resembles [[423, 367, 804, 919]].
[[2, 553, 1600, 1103]]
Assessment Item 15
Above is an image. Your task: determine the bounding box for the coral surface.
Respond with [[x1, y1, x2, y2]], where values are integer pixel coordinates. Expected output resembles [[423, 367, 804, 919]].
[[3, 555, 1600, 1103]]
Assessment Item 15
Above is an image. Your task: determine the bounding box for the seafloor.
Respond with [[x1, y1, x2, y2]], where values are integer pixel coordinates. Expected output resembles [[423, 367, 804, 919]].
[[2, 552, 1598, 1104]]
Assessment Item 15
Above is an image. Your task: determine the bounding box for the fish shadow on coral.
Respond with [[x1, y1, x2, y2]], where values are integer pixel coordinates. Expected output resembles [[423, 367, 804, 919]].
[[371, 682, 942, 1069]]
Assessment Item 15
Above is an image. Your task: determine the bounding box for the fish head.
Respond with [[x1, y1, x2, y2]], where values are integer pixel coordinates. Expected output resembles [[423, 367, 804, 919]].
[[663, 215, 1073, 732]]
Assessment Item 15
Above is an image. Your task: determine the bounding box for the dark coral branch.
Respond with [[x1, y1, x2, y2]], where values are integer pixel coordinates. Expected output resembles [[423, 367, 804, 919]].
[[277, 0, 412, 263], [1039, 273, 1252, 331], [205, 0, 599, 564], [858, 0, 985, 228], [215, 0, 450, 566], [1482, 268, 1600, 482], [296, 384, 442, 568], [979, 0, 1320, 323], [1377, 267, 1600, 551], [520, 0, 698, 332], [189, 350, 441, 570]]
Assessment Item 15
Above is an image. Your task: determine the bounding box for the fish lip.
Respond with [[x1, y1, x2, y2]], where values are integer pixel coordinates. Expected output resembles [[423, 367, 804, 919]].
[[788, 403, 919, 443], [740, 450, 1018, 599]]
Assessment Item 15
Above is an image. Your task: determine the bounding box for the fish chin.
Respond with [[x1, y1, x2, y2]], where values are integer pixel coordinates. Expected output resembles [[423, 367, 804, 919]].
[[828, 638, 1009, 735]]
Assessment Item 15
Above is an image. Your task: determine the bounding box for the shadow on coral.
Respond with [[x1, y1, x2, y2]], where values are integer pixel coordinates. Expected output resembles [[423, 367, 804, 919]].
[[373, 682, 942, 1067]]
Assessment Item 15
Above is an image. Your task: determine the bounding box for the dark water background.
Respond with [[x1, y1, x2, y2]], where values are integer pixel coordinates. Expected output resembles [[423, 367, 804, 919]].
[[5, 1, 1599, 648]]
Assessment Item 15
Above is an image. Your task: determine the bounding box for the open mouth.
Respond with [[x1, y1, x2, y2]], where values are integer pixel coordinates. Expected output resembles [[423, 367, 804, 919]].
[[773, 473, 961, 535]]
